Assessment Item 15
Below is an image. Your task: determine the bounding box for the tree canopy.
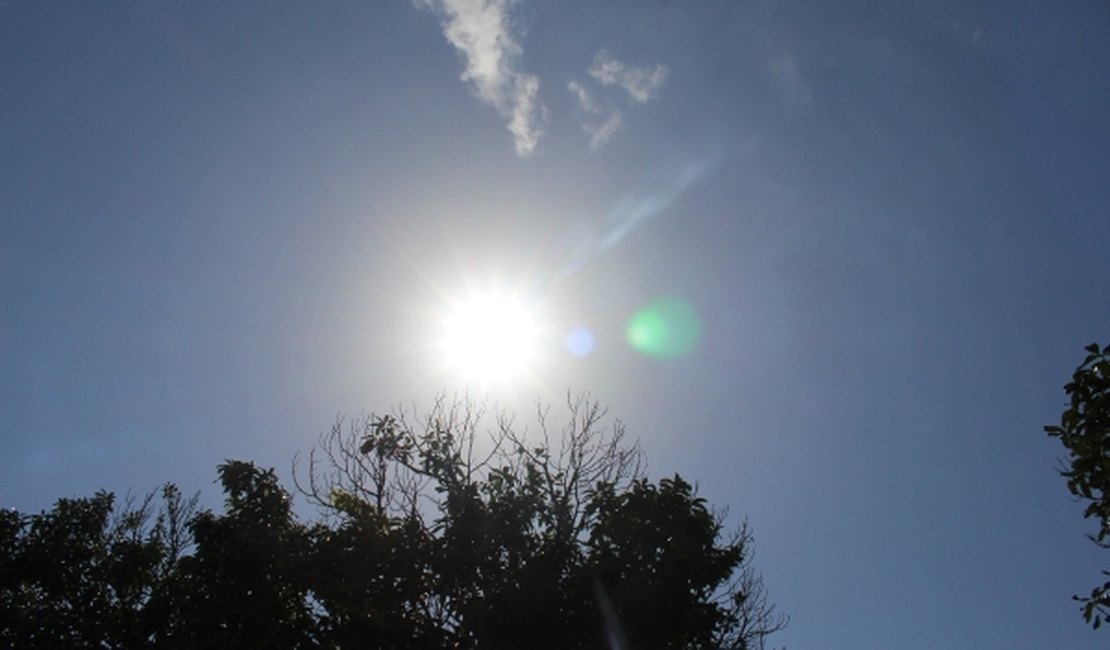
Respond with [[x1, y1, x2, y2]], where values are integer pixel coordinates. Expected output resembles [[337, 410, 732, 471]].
[[1, 395, 785, 648], [1046, 342, 1110, 628]]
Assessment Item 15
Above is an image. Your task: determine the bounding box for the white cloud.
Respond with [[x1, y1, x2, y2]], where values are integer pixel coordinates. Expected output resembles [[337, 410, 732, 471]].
[[587, 50, 669, 103], [507, 73, 543, 154], [586, 112, 623, 150], [422, 0, 546, 156], [568, 80, 597, 114], [568, 80, 623, 149], [569, 51, 668, 149], [417, 4, 669, 154]]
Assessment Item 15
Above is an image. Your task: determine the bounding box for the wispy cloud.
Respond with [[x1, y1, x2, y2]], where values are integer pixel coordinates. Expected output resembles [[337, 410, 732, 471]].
[[416, 5, 670, 154], [567, 79, 598, 114], [568, 80, 623, 149], [568, 50, 669, 149], [587, 50, 669, 103], [419, 0, 546, 155]]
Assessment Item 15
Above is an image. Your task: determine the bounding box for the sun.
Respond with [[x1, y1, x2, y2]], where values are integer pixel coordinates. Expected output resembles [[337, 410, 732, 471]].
[[439, 290, 540, 383]]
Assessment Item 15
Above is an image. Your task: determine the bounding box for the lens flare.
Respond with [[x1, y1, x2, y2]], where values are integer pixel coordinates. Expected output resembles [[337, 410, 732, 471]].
[[566, 326, 595, 357], [626, 297, 701, 359]]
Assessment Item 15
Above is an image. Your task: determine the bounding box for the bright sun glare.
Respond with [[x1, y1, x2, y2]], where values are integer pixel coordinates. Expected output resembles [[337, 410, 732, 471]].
[[440, 291, 539, 383]]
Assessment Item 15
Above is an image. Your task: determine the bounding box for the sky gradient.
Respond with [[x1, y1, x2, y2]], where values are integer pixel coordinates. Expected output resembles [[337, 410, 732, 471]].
[[3, 1, 1110, 647]]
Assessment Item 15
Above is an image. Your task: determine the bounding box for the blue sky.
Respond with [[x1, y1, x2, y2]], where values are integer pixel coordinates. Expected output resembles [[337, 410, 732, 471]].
[[2, 1, 1109, 647]]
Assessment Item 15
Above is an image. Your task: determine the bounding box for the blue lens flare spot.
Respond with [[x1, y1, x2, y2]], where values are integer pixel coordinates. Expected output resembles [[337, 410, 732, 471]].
[[626, 297, 701, 359], [566, 326, 596, 357]]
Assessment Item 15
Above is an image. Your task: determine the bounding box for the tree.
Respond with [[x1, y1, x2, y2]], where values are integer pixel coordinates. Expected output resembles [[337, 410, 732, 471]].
[[167, 462, 319, 648], [1, 394, 786, 649], [295, 393, 786, 649], [1046, 342, 1110, 628], [0, 485, 197, 649]]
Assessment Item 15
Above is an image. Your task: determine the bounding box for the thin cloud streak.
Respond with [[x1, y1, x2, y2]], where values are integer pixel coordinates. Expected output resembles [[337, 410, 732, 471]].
[[567, 79, 598, 114], [588, 50, 669, 103], [568, 80, 623, 149], [569, 50, 668, 149], [420, 0, 546, 155]]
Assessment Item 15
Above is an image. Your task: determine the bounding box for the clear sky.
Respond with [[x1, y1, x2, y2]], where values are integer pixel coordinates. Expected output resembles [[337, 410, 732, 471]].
[[2, 1, 1109, 647]]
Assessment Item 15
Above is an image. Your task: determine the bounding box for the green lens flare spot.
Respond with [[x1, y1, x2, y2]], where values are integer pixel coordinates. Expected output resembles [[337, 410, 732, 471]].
[[626, 298, 701, 359]]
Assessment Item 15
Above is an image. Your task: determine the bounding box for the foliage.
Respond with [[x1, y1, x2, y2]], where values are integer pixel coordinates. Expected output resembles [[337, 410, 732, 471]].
[[0, 485, 197, 648], [169, 463, 318, 648], [1, 395, 786, 649], [1046, 342, 1110, 628]]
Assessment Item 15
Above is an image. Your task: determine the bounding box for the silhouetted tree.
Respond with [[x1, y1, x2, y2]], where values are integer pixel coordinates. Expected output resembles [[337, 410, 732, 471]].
[[0, 485, 197, 648], [295, 393, 786, 649], [1047, 342, 1110, 628], [1, 394, 786, 649], [167, 462, 319, 648]]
